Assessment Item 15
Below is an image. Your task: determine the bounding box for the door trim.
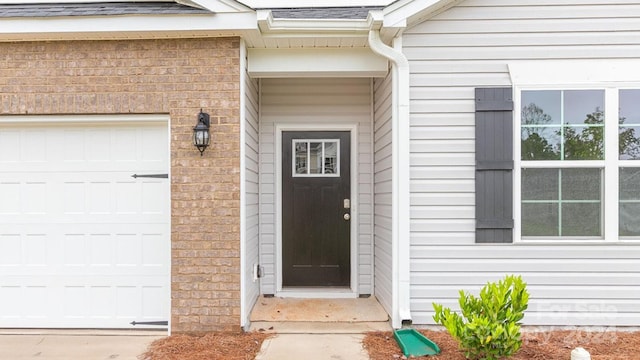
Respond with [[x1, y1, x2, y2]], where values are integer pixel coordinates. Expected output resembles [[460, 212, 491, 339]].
[[275, 123, 358, 298]]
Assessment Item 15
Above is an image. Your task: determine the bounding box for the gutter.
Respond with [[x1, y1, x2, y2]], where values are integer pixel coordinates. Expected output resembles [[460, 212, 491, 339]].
[[367, 11, 412, 329]]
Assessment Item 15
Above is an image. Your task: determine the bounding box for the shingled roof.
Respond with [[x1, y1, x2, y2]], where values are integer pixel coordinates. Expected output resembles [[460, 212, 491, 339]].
[[269, 6, 383, 20], [0, 2, 212, 18]]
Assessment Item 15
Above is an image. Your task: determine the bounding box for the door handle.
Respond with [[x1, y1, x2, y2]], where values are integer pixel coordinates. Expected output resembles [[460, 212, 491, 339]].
[[343, 213, 350, 221]]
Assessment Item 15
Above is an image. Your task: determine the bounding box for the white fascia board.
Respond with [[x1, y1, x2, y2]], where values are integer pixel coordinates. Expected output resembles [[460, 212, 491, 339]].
[[509, 60, 640, 86], [383, 0, 456, 28], [248, 47, 388, 78], [0, 13, 257, 41]]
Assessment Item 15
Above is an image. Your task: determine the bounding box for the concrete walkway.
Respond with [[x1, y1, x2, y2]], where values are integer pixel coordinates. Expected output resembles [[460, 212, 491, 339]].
[[0, 331, 164, 360], [251, 322, 391, 360], [256, 333, 369, 360]]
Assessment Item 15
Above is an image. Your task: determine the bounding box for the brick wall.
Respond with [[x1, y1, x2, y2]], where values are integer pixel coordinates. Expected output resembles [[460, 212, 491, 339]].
[[0, 38, 242, 332]]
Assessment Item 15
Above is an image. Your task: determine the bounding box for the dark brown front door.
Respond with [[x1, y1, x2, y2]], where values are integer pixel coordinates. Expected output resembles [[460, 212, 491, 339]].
[[282, 131, 351, 287]]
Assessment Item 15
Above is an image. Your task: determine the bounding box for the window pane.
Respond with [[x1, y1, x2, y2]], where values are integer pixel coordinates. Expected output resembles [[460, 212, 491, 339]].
[[522, 203, 558, 237], [561, 168, 601, 200], [295, 142, 307, 174], [561, 203, 601, 237], [620, 203, 640, 236], [619, 89, 640, 123], [521, 128, 561, 160], [324, 142, 337, 174], [309, 142, 322, 174], [619, 89, 640, 160], [619, 126, 640, 160], [620, 168, 640, 200], [563, 126, 604, 160], [620, 167, 640, 236], [563, 90, 604, 125], [522, 168, 558, 200], [522, 90, 561, 125]]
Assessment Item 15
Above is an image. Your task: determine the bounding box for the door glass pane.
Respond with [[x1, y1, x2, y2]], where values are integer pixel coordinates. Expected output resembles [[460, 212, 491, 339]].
[[295, 142, 307, 174], [620, 168, 640, 236], [324, 142, 337, 174], [619, 89, 640, 160], [309, 142, 323, 174]]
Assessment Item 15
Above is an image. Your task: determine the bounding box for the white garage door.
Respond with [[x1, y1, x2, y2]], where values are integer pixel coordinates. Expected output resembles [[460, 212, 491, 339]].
[[0, 117, 170, 329]]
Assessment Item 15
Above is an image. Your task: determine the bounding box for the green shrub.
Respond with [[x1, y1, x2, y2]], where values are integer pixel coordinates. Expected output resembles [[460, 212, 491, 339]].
[[432, 275, 529, 360]]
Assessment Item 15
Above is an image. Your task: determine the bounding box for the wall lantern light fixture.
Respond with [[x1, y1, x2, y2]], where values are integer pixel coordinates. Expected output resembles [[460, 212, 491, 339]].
[[193, 109, 210, 156]]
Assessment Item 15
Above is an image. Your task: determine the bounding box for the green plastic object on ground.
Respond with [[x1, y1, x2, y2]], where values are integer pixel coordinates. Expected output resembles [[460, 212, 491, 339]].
[[393, 329, 441, 357]]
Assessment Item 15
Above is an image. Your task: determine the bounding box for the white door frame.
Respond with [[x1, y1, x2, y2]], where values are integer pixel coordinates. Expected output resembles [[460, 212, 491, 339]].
[[275, 122, 359, 298]]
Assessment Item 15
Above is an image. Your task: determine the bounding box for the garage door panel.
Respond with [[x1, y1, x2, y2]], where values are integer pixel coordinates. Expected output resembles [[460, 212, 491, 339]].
[[1, 226, 168, 276], [0, 120, 169, 329]]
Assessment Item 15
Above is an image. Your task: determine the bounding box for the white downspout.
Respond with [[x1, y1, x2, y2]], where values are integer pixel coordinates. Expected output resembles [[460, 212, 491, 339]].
[[368, 24, 412, 328]]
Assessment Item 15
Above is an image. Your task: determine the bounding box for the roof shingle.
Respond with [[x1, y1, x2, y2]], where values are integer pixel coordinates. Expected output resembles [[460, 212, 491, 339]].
[[269, 7, 382, 20], [0, 2, 212, 18]]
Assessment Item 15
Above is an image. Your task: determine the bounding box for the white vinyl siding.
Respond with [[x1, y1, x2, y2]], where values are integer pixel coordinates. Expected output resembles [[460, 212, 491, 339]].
[[242, 51, 260, 326], [373, 71, 394, 315], [404, 0, 640, 326], [259, 78, 374, 295]]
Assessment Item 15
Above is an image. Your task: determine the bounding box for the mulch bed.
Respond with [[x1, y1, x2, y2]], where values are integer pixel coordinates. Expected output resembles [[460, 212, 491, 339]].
[[139, 332, 271, 360], [363, 329, 640, 360], [139, 329, 640, 360]]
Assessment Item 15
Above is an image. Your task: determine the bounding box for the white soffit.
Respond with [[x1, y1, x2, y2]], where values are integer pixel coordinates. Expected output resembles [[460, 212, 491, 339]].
[[248, 48, 388, 78]]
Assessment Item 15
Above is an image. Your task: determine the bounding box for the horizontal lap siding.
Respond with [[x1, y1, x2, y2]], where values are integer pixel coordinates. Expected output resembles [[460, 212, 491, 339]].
[[259, 78, 373, 295], [405, 0, 640, 326], [373, 72, 393, 315], [243, 58, 260, 325]]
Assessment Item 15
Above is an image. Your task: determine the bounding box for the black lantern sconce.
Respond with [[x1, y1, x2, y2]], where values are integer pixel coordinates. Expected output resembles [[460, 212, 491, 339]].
[[193, 109, 210, 156]]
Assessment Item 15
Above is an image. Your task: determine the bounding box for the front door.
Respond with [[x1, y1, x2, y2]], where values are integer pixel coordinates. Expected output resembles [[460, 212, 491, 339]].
[[282, 131, 351, 287]]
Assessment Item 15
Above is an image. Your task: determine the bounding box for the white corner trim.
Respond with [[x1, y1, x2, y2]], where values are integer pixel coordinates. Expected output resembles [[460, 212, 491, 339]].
[[509, 60, 640, 87], [248, 48, 388, 78], [274, 123, 360, 298], [367, 29, 411, 329], [239, 39, 248, 329]]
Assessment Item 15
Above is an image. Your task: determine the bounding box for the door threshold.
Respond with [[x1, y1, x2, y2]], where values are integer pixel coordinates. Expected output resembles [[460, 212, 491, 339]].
[[277, 288, 357, 299]]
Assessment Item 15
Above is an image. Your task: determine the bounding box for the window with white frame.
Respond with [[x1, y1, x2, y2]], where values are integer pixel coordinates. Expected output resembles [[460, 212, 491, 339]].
[[292, 139, 339, 177], [519, 89, 640, 240]]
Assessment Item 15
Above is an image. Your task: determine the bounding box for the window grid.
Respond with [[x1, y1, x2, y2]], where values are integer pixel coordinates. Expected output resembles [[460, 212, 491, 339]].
[[292, 139, 340, 178], [515, 88, 640, 241]]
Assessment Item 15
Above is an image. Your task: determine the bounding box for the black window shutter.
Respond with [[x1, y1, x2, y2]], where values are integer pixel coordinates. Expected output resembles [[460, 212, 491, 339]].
[[475, 87, 514, 243]]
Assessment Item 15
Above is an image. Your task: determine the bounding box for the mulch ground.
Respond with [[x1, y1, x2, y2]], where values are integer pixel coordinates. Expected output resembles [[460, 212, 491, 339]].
[[139, 329, 640, 360], [139, 332, 271, 360], [363, 329, 640, 360]]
